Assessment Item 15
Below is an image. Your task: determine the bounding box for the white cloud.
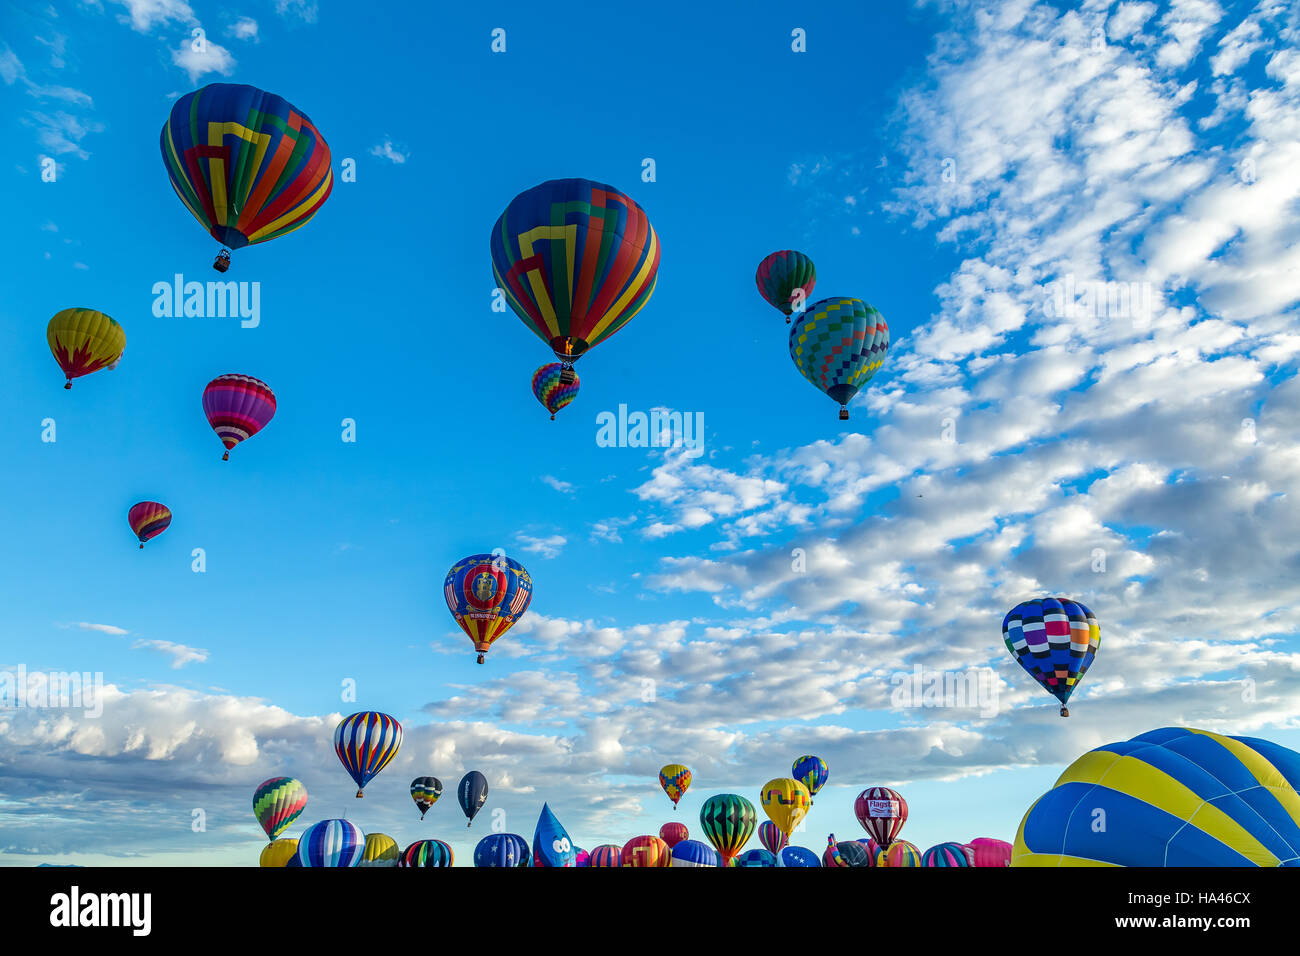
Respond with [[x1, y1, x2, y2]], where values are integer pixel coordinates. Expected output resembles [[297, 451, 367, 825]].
[[170, 37, 235, 83], [76, 622, 128, 636], [370, 139, 408, 164], [227, 16, 259, 41], [515, 534, 567, 559], [130, 640, 208, 669]]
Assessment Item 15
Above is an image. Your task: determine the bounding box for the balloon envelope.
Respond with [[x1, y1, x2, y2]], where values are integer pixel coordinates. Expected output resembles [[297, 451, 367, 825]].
[[400, 839, 453, 867], [760, 777, 811, 837], [922, 842, 972, 867], [700, 793, 757, 866], [758, 820, 788, 854], [659, 764, 691, 808], [1014, 726, 1300, 866], [359, 833, 400, 867], [533, 802, 577, 867], [532, 363, 580, 420], [444, 554, 533, 662], [791, 754, 830, 800], [474, 833, 530, 867], [659, 821, 688, 848], [967, 837, 1013, 867], [457, 771, 489, 826], [1003, 597, 1100, 715], [855, 787, 908, 848], [297, 819, 364, 867], [621, 835, 670, 868], [736, 848, 778, 867], [589, 844, 622, 867], [883, 840, 922, 867], [259, 838, 298, 868], [410, 776, 442, 818], [670, 839, 719, 867], [47, 308, 125, 387], [788, 297, 889, 418], [252, 776, 307, 841], [780, 845, 822, 868], [756, 250, 816, 317], [160, 83, 332, 256], [202, 374, 276, 459], [128, 501, 172, 547], [333, 712, 402, 796], [823, 834, 872, 868]]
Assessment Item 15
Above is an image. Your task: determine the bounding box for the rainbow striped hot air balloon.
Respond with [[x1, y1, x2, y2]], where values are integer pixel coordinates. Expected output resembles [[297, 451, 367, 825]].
[[788, 296, 890, 420], [410, 776, 442, 819], [333, 711, 402, 798], [882, 840, 922, 868], [1003, 597, 1100, 717], [490, 178, 660, 384], [47, 309, 125, 389], [588, 844, 622, 867], [202, 374, 276, 460], [160, 83, 332, 271], [297, 819, 364, 867], [444, 554, 533, 664], [127, 501, 172, 549], [401, 839, 454, 867], [922, 842, 973, 867], [756, 250, 817, 322], [531, 363, 580, 420], [253, 776, 308, 841], [1014, 727, 1300, 866]]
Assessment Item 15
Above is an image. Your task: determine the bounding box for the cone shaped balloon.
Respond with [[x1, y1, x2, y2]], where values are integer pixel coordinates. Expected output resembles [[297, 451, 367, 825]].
[[444, 553, 533, 663], [1002, 597, 1100, 717], [333, 712, 402, 797], [48, 309, 125, 388], [700, 793, 757, 867], [789, 297, 889, 420]]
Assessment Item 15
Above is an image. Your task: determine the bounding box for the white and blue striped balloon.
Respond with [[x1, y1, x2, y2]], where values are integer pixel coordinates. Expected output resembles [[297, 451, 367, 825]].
[[296, 819, 365, 867]]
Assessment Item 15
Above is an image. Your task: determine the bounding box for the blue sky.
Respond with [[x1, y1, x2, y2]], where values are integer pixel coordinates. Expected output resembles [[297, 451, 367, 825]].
[[3, 0, 1300, 866]]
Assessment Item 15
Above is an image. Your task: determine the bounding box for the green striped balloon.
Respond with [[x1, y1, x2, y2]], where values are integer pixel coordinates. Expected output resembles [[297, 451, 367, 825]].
[[699, 793, 758, 867]]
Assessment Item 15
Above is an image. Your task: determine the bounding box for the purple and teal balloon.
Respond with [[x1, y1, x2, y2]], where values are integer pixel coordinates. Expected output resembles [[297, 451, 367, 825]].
[[756, 250, 816, 322], [297, 819, 364, 867], [531, 363, 580, 420], [789, 297, 890, 420], [1002, 597, 1100, 717]]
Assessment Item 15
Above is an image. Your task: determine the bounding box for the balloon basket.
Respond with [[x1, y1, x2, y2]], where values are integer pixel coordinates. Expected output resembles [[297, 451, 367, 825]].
[[476, 654, 485, 664], [213, 250, 231, 273], [559, 366, 576, 386], [356, 789, 365, 798], [1060, 706, 1070, 717], [838, 407, 849, 421], [64, 381, 72, 390], [222, 451, 230, 461], [550, 414, 555, 421], [139, 543, 144, 550]]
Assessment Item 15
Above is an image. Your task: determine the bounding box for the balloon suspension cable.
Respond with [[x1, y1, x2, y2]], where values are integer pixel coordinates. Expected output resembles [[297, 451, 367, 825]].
[[839, 406, 849, 421]]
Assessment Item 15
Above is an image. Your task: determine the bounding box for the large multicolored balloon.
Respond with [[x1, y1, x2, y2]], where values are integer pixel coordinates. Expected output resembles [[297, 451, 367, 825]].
[[128, 501, 172, 549], [670, 839, 719, 867], [621, 835, 670, 868], [259, 838, 298, 867], [700, 793, 757, 867], [966, 837, 1012, 867], [791, 755, 829, 803], [359, 833, 400, 867], [490, 178, 660, 381], [475, 833, 530, 868], [760, 777, 811, 838], [444, 553, 533, 664], [202, 374, 276, 460], [789, 297, 890, 420], [758, 820, 788, 854], [855, 787, 908, 849], [410, 776, 442, 818], [882, 840, 922, 867], [160, 83, 332, 271], [47, 309, 125, 388], [756, 250, 816, 322], [457, 770, 489, 827], [659, 764, 691, 809], [297, 819, 364, 867], [1014, 727, 1300, 867], [400, 839, 454, 867], [659, 821, 688, 848], [589, 844, 622, 867], [333, 711, 402, 798], [531, 363, 580, 420], [780, 845, 822, 867], [922, 842, 973, 867], [252, 776, 307, 841], [533, 802, 577, 867], [1002, 597, 1101, 717]]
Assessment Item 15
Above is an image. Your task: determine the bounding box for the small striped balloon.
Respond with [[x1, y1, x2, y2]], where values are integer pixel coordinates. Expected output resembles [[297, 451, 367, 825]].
[[202, 373, 276, 460], [400, 839, 454, 867], [588, 844, 622, 867], [923, 842, 974, 867], [531, 363, 580, 420], [128, 501, 172, 548]]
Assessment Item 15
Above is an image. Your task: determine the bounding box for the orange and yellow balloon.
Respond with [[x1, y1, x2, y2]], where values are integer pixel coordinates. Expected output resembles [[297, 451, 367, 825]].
[[659, 764, 692, 809], [760, 777, 811, 837], [47, 309, 125, 389]]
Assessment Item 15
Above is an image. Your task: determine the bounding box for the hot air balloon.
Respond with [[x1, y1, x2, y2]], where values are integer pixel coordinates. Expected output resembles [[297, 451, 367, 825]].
[[589, 844, 622, 867], [659, 764, 691, 809], [1013, 726, 1300, 866], [758, 820, 788, 854], [297, 819, 364, 867], [669, 839, 718, 867], [259, 838, 298, 867], [202, 374, 276, 460], [966, 837, 1012, 867], [737, 848, 778, 867], [574, 847, 590, 867], [791, 754, 829, 803], [475, 833, 530, 867], [760, 777, 811, 838], [490, 178, 660, 384], [700, 793, 757, 867], [253, 776, 307, 841], [457, 770, 489, 827], [756, 250, 816, 322], [47, 309, 125, 389], [160, 83, 332, 272], [855, 787, 908, 849], [857, 837, 882, 863], [532, 802, 578, 867], [127, 501, 172, 549], [358, 833, 400, 867], [333, 711, 402, 798], [444, 553, 533, 664], [531, 363, 580, 420], [883, 840, 922, 867], [400, 839, 454, 867], [823, 833, 872, 868], [659, 821, 688, 849], [1003, 597, 1100, 717], [789, 297, 890, 420], [410, 776, 442, 818], [780, 845, 822, 867], [922, 842, 973, 867], [621, 835, 670, 868]]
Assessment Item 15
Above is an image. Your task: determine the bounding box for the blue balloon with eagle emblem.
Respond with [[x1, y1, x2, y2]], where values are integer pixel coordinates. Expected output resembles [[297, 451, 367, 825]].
[[444, 553, 533, 664]]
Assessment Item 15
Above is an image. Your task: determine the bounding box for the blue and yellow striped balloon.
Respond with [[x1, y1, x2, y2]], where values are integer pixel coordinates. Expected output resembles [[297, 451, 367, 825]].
[[791, 755, 829, 802], [1014, 727, 1300, 866], [531, 363, 580, 420], [788, 297, 889, 420]]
